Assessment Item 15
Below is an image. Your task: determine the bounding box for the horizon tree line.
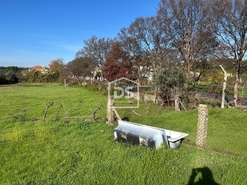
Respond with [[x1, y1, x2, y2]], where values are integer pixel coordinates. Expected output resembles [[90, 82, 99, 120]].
[[75, 0, 247, 107], [2, 0, 246, 107]]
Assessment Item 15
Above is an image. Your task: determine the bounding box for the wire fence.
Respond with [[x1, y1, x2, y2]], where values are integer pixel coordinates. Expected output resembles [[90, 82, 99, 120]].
[[189, 82, 247, 158], [1, 82, 247, 159], [136, 83, 247, 158], [194, 105, 247, 158]]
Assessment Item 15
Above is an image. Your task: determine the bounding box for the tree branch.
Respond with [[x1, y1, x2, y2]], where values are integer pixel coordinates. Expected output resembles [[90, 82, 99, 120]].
[[54, 104, 63, 121], [92, 104, 102, 121], [132, 109, 141, 117], [43, 102, 54, 120]]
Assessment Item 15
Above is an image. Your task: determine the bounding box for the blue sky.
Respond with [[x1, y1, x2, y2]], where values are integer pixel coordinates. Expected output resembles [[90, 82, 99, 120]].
[[0, 0, 159, 67]]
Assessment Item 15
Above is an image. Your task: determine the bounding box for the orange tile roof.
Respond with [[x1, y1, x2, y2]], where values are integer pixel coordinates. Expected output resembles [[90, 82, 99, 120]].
[[31, 66, 45, 70]]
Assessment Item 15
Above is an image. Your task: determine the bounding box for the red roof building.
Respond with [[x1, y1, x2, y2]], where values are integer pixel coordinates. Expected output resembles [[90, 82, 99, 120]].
[[30, 65, 48, 73]]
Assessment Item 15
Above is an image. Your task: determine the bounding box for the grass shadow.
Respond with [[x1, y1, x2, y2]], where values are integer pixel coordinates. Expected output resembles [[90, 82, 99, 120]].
[[187, 166, 220, 185]]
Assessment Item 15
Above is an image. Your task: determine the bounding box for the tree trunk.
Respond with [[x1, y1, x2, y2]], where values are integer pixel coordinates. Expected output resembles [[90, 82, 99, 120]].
[[234, 51, 244, 107], [234, 76, 239, 107], [174, 96, 181, 111], [155, 86, 159, 104], [185, 62, 190, 80], [64, 79, 67, 87]]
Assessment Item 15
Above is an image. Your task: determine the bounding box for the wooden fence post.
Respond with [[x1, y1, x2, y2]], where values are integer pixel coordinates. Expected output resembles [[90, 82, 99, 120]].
[[107, 96, 115, 125], [196, 104, 208, 148], [220, 65, 227, 108]]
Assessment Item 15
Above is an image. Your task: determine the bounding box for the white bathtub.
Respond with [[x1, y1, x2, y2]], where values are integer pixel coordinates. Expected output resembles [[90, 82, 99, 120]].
[[162, 129, 189, 149], [114, 120, 189, 149]]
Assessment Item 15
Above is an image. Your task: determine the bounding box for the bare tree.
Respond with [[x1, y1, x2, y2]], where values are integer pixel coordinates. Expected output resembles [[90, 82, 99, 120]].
[[76, 36, 114, 68], [118, 27, 151, 85], [118, 16, 176, 84], [67, 57, 96, 84], [157, 0, 218, 79], [129, 16, 169, 72], [213, 0, 247, 107]]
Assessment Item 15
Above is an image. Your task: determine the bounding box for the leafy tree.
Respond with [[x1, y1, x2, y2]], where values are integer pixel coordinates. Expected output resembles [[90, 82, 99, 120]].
[[154, 65, 186, 111], [23, 69, 60, 83], [0, 73, 7, 84], [25, 69, 42, 83], [103, 42, 134, 81], [7, 66, 19, 73], [44, 71, 60, 82], [4, 66, 20, 83], [5, 70, 19, 83], [48, 58, 65, 82], [203, 70, 222, 84]]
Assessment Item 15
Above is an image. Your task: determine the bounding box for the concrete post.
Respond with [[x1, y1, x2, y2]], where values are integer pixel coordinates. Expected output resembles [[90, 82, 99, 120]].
[[196, 104, 208, 148]]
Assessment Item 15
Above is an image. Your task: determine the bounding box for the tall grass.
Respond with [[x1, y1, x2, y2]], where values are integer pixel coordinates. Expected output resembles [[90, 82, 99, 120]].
[[0, 83, 107, 121], [0, 83, 246, 184], [129, 108, 247, 157]]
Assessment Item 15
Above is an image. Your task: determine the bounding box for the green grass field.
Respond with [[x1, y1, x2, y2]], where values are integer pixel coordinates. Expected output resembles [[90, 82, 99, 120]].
[[0, 83, 247, 184]]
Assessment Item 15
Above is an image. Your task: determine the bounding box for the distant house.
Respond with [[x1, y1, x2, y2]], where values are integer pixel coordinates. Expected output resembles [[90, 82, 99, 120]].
[[93, 66, 103, 80], [30, 65, 48, 74]]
